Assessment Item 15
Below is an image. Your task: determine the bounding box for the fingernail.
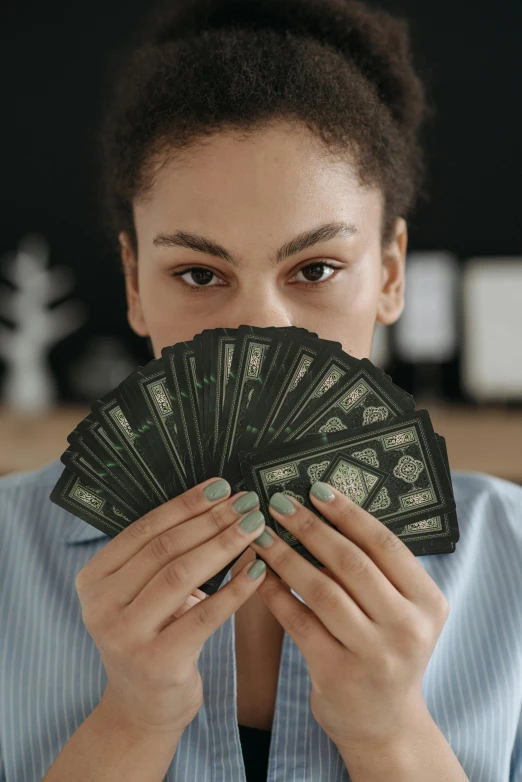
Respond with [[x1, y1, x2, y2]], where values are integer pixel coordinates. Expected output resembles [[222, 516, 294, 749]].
[[233, 491, 259, 514], [310, 481, 334, 502], [269, 492, 296, 514], [247, 560, 267, 580], [203, 478, 230, 501], [253, 529, 273, 547], [238, 509, 265, 534]]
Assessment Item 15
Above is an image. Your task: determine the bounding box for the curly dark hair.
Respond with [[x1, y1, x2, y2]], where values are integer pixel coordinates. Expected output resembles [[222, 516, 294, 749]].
[[95, 0, 437, 267]]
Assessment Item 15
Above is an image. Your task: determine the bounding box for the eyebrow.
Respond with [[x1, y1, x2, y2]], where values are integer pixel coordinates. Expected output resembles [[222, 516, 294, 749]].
[[152, 221, 359, 267]]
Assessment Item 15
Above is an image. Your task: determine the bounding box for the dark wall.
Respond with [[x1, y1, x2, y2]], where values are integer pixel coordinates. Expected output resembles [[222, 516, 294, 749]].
[[2, 0, 521, 403]]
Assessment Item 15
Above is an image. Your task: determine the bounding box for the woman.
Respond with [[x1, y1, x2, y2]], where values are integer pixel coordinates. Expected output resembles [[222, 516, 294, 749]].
[[1, 0, 521, 780]]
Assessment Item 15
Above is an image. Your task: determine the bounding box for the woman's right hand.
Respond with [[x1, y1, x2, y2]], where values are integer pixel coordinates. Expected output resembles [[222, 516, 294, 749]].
[[74, 477, 267, 737]]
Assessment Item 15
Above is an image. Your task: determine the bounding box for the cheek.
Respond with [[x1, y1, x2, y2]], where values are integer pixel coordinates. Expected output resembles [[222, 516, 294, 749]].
[[317, 269, 380, 356], [330, 264, 381, 317], [138, 275, 202, 343]]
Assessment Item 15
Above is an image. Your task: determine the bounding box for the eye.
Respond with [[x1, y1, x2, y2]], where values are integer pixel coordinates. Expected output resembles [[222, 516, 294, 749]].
[[291, 262, 338, 284], [170, 267, 225, 289]]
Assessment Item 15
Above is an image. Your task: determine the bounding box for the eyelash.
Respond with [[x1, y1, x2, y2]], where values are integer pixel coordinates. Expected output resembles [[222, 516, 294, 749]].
[[169, 261, 342, 293]]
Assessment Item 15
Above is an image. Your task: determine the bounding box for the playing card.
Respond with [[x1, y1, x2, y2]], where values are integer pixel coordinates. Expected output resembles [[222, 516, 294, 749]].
[[162, 341, 205, 485], [207, 327, 238, 475], [276, 358, 417, 443], [116, 359, 189, 498], [214, 326, 281, 480], [91, 388, 168, 506], [239, 408, 456, 568], [68, 428, 150, 514], [239, 332, 344, 453], [50, 462, 138, 538], [232, 328, 317, 457], [269, 352, 414, 447], [69, 414, 154, 514], [51, 326, 461, 599], [61, 447, 141, 523], [200, 329, 217, 474], [394, 433, 459, 555], [192, 331, 205, 423]]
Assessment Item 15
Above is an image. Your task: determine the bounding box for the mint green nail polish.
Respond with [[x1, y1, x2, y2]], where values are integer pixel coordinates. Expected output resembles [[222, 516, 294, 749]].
[[238, 509, 265, 534], [253, 529, 273, 547], [269, 492, 296, 514], [247, 560, 267, 579], [310, 481, 334, 502], [203, 478, 230, 501], [233, 491, 259, 514]]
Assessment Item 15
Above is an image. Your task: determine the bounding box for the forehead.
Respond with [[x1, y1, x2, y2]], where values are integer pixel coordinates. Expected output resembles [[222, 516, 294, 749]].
[[135, 123, 381, 239]]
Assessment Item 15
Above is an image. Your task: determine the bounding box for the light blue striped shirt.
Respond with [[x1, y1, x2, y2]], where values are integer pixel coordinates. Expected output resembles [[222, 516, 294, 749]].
[[1, 458, 521, 781]]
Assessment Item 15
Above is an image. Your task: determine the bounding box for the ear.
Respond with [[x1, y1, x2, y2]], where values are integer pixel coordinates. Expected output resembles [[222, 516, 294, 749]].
[[119, 232, 149, 338], [376, 217, 408, 327]]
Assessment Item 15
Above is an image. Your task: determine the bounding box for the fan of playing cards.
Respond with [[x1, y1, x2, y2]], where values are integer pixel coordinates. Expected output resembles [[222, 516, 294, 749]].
[[50, 325, 460, 595]]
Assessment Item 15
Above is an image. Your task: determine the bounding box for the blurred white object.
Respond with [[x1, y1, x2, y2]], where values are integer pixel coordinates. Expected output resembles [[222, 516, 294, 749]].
[[67, 336, 136, 401], [369, 320, 391, 370], [395, 251, 459, 362], [462, 257, 522, 401], [0, 233, 86, 415]]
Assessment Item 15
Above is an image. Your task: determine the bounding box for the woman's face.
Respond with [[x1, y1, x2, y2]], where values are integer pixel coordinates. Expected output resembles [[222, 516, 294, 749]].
[[119, 122, 407, 359]]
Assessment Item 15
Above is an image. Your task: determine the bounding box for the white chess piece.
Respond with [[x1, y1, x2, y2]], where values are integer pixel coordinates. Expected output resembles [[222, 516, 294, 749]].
[[0, 233, 86, 415]]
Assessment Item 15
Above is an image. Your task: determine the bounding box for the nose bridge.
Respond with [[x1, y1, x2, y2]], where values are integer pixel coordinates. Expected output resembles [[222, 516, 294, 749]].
[[224, 304, 291, 330], [222, 278, 292, 329]]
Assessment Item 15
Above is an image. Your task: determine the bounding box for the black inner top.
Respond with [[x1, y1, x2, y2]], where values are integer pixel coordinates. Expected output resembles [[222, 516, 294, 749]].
[[238, 723, 272, 782]]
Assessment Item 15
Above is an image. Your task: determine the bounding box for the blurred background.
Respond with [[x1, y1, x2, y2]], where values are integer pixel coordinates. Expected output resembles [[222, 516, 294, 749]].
[[1, 0, 521, 483]]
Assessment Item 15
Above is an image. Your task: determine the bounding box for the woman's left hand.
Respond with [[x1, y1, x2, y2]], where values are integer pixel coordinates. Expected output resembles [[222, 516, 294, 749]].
[[248, 481, 450, 752]]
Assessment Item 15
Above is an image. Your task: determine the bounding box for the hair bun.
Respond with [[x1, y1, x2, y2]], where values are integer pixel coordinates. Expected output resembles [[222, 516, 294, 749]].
[[144, 0, 425, 137]]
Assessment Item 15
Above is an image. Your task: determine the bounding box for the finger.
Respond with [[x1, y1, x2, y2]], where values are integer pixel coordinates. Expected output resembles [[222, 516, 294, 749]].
[[248, 514, 372, 651], [77, 477, 233, 584], [155, 556, 268, 660], [254, 567, 344, 665], [308, 482, 439, 604], [128, 508, 267, 634], [161, 592, 203, 625], [263, 491, 405, 624], [107, 489, 261, 606]]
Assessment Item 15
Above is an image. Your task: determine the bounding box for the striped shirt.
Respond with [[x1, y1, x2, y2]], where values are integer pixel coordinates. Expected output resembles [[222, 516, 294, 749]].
[[1, 458, 521, 782]]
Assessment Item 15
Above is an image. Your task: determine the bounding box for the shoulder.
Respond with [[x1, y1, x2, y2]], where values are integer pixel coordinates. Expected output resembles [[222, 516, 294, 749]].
[[0, 460, 67, 544], [0, 459, 63, 492], [433, 470, 522, 581], [451, 469, 522, 502], [451, 469, 522, 534]]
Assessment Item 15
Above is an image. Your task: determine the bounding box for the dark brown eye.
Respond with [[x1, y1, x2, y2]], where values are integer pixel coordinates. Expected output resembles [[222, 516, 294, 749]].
[[187, 268, 214, 285], [297, 263, 335, 283]]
